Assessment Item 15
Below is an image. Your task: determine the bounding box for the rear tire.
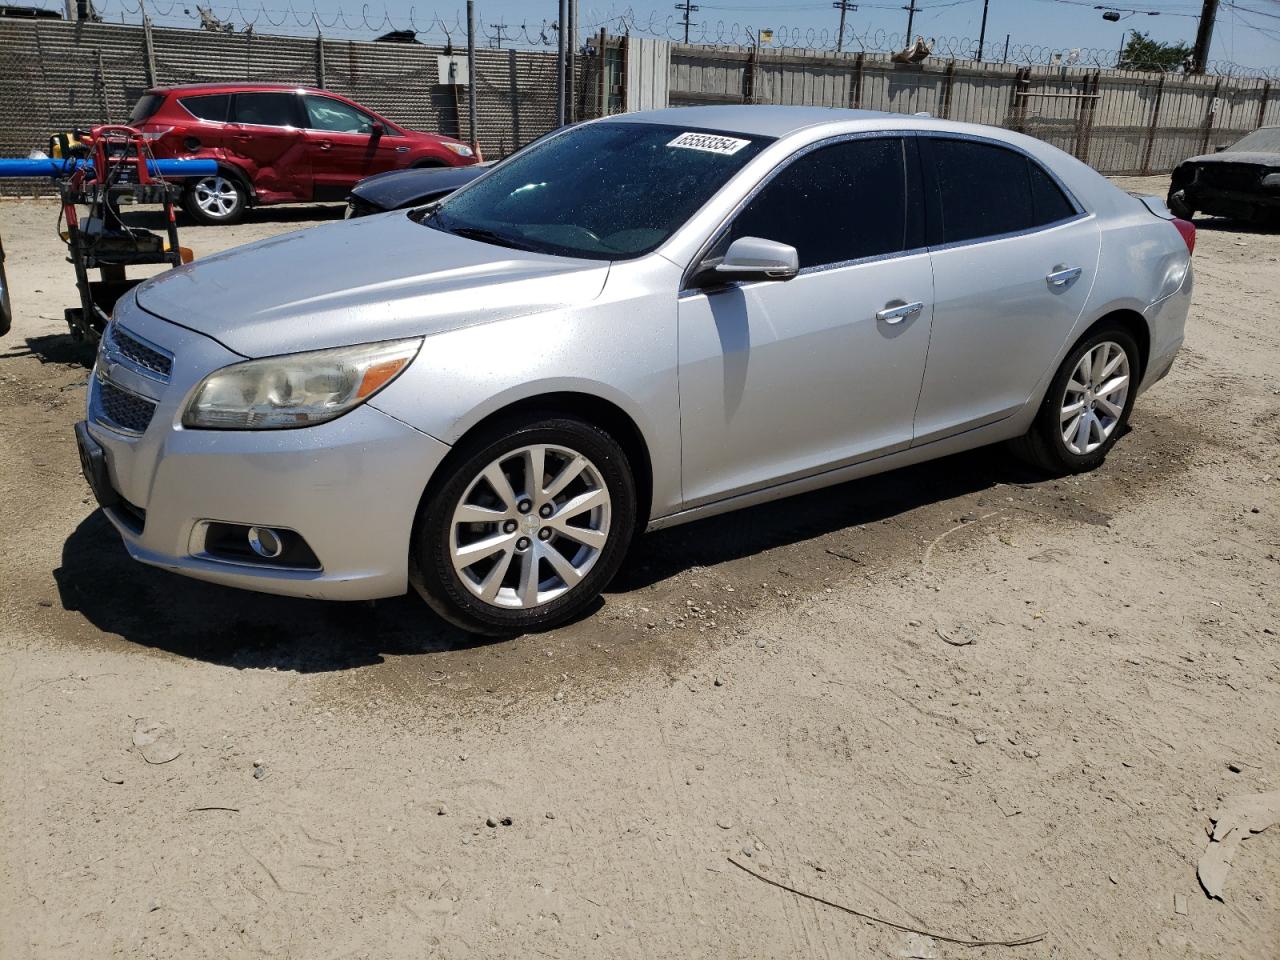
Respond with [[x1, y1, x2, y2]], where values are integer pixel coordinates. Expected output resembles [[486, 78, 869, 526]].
[[412, 415, 637, 636], [183, 174, 247, 225], [1010, 325, 1140, 476]]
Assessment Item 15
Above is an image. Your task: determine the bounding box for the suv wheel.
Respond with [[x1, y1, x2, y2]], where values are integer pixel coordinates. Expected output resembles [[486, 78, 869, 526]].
[[1010, 325, 1139, 475], [183, 174, 247, 225], [413, 416, 637, 635]]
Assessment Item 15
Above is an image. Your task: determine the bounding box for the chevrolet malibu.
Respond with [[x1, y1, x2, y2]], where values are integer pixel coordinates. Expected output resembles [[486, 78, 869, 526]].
[[76, 106, 1194, 635]]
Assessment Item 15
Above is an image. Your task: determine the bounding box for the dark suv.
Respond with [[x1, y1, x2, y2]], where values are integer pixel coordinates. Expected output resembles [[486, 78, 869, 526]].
[[129, 83, 480, 224]]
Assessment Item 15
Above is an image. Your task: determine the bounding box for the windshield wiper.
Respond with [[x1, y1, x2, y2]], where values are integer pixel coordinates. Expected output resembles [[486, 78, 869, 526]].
[[447, 225, 538, 252], [424, 210, 536, 252]]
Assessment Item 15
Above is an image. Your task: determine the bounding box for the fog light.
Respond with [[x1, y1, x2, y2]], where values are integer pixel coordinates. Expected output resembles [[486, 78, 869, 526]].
[[247, 526, 284, 559]]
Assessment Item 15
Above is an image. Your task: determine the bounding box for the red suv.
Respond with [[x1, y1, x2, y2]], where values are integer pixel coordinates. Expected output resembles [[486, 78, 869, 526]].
[[129, 83, 480, 225]]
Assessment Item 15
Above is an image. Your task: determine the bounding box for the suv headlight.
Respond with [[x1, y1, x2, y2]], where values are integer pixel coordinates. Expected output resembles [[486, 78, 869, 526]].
[[442, 141, 475, 158], [182, 338, 422, 430], [1262, 171, 1280, 188]]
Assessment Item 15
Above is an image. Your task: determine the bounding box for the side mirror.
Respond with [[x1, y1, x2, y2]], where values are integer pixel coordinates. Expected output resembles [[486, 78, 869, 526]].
[[696, 236, 799, 287], [370, 122, 385, 139]]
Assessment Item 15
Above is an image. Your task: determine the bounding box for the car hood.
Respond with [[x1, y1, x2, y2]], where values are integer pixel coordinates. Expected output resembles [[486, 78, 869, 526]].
[[1180, 151, 1280, 167], [135, 212, 610, 358], [350, 164, 488, 209]]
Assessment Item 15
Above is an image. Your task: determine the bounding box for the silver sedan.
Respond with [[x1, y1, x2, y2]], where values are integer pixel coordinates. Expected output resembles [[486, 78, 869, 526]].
[[76, 106, 1194, 634]]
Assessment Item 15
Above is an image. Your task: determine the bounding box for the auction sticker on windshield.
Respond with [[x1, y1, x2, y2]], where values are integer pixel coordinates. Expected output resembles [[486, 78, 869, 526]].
[[667, 132, 752, 155]]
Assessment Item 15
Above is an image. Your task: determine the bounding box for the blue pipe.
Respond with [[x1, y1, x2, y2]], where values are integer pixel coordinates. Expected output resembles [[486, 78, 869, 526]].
[[0, 157, 219, 179]]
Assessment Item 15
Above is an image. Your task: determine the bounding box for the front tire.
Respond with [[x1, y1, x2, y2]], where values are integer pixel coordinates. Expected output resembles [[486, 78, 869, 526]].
[[183, 174, 247, 225], [413, 416, 637, 635], [1166, 190, 1194, 221], [1010, 325, 1139, 475]]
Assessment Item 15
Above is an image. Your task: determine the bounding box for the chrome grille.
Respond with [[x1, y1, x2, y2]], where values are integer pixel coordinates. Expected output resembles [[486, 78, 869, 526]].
[[96, 378, 157, 434], [106, 324, 173, 380]]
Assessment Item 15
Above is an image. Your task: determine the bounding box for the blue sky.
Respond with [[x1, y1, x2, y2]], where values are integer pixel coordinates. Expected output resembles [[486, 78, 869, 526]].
[[80, 0, 1280, 71]]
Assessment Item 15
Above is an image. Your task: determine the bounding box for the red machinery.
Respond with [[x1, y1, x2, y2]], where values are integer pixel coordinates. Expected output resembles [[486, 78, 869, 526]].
[[58, 124, 189, 340]]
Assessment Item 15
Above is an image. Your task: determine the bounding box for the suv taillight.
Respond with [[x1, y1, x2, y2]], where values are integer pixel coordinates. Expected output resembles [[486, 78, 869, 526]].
[[1172, 218, 1196, 255]]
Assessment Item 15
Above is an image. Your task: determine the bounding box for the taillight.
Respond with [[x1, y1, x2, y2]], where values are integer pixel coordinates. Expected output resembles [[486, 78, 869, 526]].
[[1172, 218, 1195, 255]]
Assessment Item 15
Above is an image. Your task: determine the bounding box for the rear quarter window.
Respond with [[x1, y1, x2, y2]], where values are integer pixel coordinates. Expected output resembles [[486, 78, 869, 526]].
[[128, 93, 165, 125]]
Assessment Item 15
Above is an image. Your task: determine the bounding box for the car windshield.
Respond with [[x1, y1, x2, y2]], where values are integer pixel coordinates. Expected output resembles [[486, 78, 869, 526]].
[[424, 122, 772, 260], [1225, 127, 1280, 154]]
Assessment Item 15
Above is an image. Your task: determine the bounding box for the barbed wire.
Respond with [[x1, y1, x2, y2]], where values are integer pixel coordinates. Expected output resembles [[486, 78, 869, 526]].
[[16, 0, 1280, 76]]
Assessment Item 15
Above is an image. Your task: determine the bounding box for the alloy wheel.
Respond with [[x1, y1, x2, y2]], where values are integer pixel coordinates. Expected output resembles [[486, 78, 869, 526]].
[[1061, 340, 1130, 456], [448, 443, 611, 609], [192, 176, 240, 219]]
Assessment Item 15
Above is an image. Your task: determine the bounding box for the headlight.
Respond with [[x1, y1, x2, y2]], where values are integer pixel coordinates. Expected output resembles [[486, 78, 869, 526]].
[[1262, 172, 1280, 188], [182, 338, 422, 430], [442, 141, 474, 158]]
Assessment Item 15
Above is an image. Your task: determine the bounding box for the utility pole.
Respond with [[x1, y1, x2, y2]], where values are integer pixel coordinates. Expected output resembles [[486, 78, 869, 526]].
[[1190, 0, 1218, 74], [675, 0, 698, 44], [567, 0, 577, 122], [833, 1, 856, 54], [557, 0, 567, 125], [488, 21, 511, 48], [466, 0, 477, 153], [904, 0, 918, 42], [976, 0, 989, 61]]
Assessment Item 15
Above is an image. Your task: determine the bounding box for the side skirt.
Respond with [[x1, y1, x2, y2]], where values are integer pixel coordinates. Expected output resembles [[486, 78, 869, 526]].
[[645, 412, 1029, 533]]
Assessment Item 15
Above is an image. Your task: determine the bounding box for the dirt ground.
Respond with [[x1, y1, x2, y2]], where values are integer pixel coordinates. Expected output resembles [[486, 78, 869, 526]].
[[0, 178, 1277, 960]]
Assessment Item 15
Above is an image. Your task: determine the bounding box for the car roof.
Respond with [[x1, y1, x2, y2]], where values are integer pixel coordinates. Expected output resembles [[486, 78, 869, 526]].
[[608, 105, 899, 139], [151, 82, 326, 95]]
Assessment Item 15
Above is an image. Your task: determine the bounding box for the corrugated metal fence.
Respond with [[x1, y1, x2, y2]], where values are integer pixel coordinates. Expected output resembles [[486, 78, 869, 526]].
[[2, 21, 1276, 198], [0, 18, 583, 195], [666, 44, 1278, 175]]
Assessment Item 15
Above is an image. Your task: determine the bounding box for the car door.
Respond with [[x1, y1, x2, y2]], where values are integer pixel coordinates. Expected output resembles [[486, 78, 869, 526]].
[[912, 136, 1101, 445], [226, 91, 310, 202], [299, 94, 402, 200], [677, 135, 934, 508]]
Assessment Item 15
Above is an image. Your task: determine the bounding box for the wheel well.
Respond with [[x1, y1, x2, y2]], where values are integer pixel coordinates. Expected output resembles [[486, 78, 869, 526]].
[[189, 162, 254, 201], [1084, 309, 1149, 382], [440, 393, 654, 531]]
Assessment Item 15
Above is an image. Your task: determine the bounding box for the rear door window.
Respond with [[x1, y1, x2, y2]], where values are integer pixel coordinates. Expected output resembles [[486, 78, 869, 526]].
[[232, 92, 301, 128], [929, 139, 1033, 244], [926, 138, 1079, 244], [726, 137, 908, 269], [179, 93, 231, 123]]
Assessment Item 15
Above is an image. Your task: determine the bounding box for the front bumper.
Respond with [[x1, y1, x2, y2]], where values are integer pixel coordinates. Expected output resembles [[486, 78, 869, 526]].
[[83, 298, 451, 601], [1173, 185, 1280, 219]]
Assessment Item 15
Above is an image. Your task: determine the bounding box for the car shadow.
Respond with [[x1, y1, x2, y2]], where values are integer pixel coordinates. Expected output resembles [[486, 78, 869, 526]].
[[1191, 216, 1279, 235], [612, 444, 1047, 592], [54, 511, 495, 673], [7, 333, 97, 368], [55, 440, 1053, 672]]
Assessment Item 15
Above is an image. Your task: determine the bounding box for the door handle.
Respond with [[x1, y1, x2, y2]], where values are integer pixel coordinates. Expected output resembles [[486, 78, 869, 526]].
[[317, 140, 333, 150], [876, 300, 925, 324], [1047, 266, 1082, 287]]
